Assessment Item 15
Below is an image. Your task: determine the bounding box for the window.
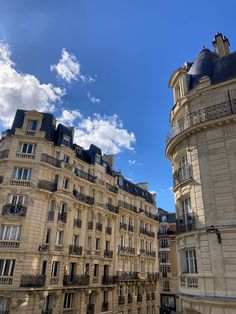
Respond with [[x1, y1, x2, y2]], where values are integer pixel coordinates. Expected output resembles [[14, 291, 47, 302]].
[[140, 239, 144, 250], [163, 281, 170, 291], [98, 191, 103, 203], [95, 238, 100, 250], [97, 213, 102, 223], [56, 230, 63, 245], [128, 237, 132, 248], [64, 293, 74, 309], [140, 261, 145, 272], [62, 178, 70, 190], [120, 215, 125, 224], [129, 217, 132, 226], [43, 295, 52, 312], [27, 119, 37, 131], [119, 285, 124, 296], [51, 261, 60, 277], [94, 264, 99, 277], [73, 235, 79, 246], [63, 136, 71, 147], [64, 155, 70, 164], [87, 236, 92, 250], [161, 295, 175, 309], [0, 225, 21, 240], [45, 229, 51, 244], [95, 154, 101, 164], [182, 197, 191, 215], [138, 308, 142, 314], [12, 168, 32, 180], [19, 143, 36, 154], [120, 236, 125, 247], [40, 261, 47, 276], [174, 82, 181, 101], [0, 259, 15, 276], [74, 208, 81, 220], [0, 297, 9, 312], [59, 203, 67, 215], [9, 195, 25, 207], [183, 249, 198, 274], [103, 290, 108, 303]]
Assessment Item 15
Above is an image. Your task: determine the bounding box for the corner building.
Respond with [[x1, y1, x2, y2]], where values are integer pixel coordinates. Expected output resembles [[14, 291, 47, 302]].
[[166, 33, 236, 314], [0, 109, 159, 313]]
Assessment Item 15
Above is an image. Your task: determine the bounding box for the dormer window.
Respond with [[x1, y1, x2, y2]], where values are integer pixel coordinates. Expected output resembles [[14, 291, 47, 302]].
[[27, 120, 38, 131], [64, 155, 70, 164], [63, 136, 70, 147], [95, 154, 101, 164]]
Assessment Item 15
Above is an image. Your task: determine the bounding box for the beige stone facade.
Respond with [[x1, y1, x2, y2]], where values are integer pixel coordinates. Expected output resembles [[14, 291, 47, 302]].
[[158, 209, 181, 314], [166, 34, 236, 314], [0, 109, 159, 313]]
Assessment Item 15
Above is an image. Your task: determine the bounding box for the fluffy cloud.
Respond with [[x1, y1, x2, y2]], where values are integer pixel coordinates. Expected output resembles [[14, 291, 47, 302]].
[[51, 48, 96, 84], [74, 113, 136, 154], [58, 109, 82, 125], [0, 41, 65, 128], [87, 91, 100, 104], [128, 159, 136, 165]]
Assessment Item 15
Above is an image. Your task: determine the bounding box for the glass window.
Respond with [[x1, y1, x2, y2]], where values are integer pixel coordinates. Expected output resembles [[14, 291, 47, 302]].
[[94, 264, 99, 277], [62, 178, 70, 189], [51, 261, 60, 277], [13, 168, 32, 180], [19, 143, 36, 154], [0, 259, 15, 276], [0, 225, 21, 240], [186, 249, 198, 273], [95, 238, 100, 250], [87, 236, 92, 250], [56, 230, 63, 245], [0, 297, 9, 312], [27, 119, 37, 131], [64, 293, 74, 309]]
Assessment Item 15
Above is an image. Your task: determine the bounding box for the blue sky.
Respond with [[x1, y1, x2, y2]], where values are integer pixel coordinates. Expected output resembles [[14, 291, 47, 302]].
[[0, 0, 236, 211]]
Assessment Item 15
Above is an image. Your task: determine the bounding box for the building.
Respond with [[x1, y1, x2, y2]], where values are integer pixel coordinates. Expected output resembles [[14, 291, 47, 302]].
[[158, 208, 181, 314], [0, 109, 159, 313], [166, 33, 236, 314]]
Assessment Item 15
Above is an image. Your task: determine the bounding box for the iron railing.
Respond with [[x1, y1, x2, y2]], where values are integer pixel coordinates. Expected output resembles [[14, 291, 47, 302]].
[[2, 204, 27, 217], [173, 164, 191, 187], [41, 154, 60, 167], [38, 180, 57, 192], [73, 190, 94, 205], [63, 275, 89, 286], [20, 275, 46, 287], [176, 213, 195, 233]]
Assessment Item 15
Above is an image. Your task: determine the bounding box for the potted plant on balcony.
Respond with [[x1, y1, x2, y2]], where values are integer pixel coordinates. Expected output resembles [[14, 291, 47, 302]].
[[173, 168, 180, 182]]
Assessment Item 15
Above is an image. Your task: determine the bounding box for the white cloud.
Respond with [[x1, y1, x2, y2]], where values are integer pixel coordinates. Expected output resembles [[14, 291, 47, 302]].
[[74, 113, 136, 154], [87, 91, 100, 104], [58, 109, 82, 126], [128, 159, 136, 165], [0, 41, 65, 128], [51, 49, 96, 84], [168, 186, 173, 192]]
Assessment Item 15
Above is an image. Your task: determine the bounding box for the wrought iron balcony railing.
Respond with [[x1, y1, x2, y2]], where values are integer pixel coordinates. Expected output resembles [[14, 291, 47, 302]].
[[102, 302, 109, 312], [104, 250, 113, 258], [120, 222, 127, 230], [0, 149, 9, 159], [139, 227, 155, 238], [176, 213, 195, 233], [20, 275, 46, 288], [63, 275, 89, 286], [106, 203, 119, 214], [69, 245, 83, 255], [118, 246, 135, 255], [41, 153, 61, 167], [117, 271, 139, 281], [87, 304, 94, 314], [167, 99, 236, 146], [147, 272, 159, 280], [102, 275, 117, 285], [74, 169, 96, 183], [106, 182, 118, 194], [118, 200, 138, 213], [2, 204, 27, 217], [39, 244, 50, 252], [128, 225, 134, 232], [73, 190, 94, 205], [173, 164, 191, 187], [38, 180, 57, 192], [42, 310, 53, 314]]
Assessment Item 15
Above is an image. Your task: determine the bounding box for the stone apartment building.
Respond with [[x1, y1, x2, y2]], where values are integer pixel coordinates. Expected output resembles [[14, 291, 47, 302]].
[[166, 33, 236, 313], [158, 208, 181, 314], [0, 109, 159, 313]]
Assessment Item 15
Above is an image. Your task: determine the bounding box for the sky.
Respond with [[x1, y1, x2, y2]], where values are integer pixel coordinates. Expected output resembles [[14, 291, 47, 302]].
[[0, 0, 236, 211]]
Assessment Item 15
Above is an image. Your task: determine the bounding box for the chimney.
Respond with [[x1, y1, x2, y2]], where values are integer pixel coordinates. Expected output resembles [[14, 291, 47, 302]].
[[213, 33, 230, 57], [102, 154, 115, 170]]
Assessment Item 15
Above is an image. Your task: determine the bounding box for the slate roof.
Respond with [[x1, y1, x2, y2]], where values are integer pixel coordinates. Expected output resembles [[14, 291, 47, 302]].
[[187, 48, 236, 90]]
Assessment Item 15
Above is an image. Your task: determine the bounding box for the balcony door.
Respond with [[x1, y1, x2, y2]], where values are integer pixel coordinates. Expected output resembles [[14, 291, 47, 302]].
[[104, 265, 109, 277]]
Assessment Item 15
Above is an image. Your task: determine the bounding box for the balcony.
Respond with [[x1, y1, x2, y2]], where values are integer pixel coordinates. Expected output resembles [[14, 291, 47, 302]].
[[128, 225, 134, 232], [118, 246, 135, 255], [87, 304, 94, 314], [38, 180, 57, 192], [58, 212, 67, 223], [75, 169, 96, 183], [0, 149, 9, 159], [0, 240, 20, 248], [102, 302, 109, 312], [139, 227, 155, 238], [137, 294, 142, 302], [41, 154, 61, 167], [2, 204, 27, 217], [74, 218, 82, 228], [173, 164, 191, 188], [20, 275, 46, 288], [140, 209, 158, 221], [0, 276, 13, 285], [180, 274, 199, 289], [38, 244, 49, 252], [118, 200, 138, 213], [96, 222, 103, 232], [106, 182, 118, 194], [120, 222, 127, 230], [10, 179, 31, 187], [167, 99, 236, 147], [69, 245, 83, 255], [106, 226, 112, 235], [63, 275, 89, 286], [146, 251, 156, 258], [102, 275, 117, 285], [177, 213, 195, 233], [106, 203, 119, 214], [147, 272, 159, 281], [128, 293, 133, 304], [48, 211, 54, 221], [73, 190, 94, 205], [118, 295, 125, 305], [88, 221, 93, 230], [104, 250, 113, 258], [117, 271, 139, 281]]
